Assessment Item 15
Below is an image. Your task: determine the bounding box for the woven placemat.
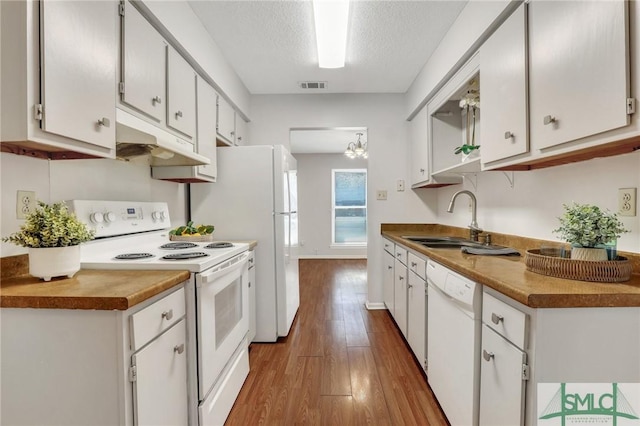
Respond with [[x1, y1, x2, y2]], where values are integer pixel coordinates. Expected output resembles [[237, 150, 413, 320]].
[[525, 249, 632, 283]]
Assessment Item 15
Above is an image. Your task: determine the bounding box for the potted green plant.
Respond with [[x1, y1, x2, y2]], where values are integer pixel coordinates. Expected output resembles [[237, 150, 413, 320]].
[[455, 87, 480, 162], [553, 202, 628, 261], [2, 201, 95, 281]]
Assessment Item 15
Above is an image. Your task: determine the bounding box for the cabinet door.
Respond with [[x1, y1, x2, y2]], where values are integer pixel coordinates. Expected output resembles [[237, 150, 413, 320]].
[[167, 47, 196, 138], [196, 77, 218, 181], [480, 3, 528, 164], [394, 258, 408, 337], [235, 117, 248, 146], [383, 249, 395, 316], [479, 325, 526, 426], [217, 94, 236, 145], [409, 106, 429, 186], [407, 271, 426, 371], [40, 0, 116, 149], [122, 1, 166, 123], [529, 0, 629, 149], [132, 320, 188, 426]]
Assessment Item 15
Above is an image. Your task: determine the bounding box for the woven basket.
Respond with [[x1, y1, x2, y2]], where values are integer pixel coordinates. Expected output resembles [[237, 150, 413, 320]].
[[169, 234, 215, 242], [524, 249, 632, 283]]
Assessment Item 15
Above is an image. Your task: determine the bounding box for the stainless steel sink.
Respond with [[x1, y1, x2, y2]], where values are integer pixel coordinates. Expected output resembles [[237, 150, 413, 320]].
[[401, 235, 508, 251]]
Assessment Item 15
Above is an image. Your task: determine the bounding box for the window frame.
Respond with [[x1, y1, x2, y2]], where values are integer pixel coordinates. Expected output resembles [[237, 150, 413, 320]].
[[331, 168, 368, 247]]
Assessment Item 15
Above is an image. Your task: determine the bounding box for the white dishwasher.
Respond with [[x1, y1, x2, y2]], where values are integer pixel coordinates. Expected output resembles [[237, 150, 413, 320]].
[[426, 259, 482, 426]]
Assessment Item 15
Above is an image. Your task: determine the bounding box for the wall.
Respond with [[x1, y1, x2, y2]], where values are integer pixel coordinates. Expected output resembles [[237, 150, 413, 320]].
[[249, 94, 439, 306], [435, 152, 640, 253], [295, 153, 368, 258], [0, 153, 187, 257]]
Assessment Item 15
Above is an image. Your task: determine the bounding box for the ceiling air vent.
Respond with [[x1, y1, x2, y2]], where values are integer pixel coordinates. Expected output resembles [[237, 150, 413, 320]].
[[299, 81, 327, 89]]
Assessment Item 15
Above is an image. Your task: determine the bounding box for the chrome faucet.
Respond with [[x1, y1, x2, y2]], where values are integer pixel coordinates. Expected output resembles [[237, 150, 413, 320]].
[[447, 190, 482, 241]]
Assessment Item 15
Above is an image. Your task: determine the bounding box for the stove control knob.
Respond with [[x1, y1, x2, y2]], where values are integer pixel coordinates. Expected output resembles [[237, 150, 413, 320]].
[[152, 211, 166, 221], [90, 212, 104, 224], [104, 211, 117, 223]]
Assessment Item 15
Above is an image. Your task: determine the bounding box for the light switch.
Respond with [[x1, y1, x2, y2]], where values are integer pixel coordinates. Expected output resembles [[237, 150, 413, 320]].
[[397, 180, 405, 192], [376, 190, 388, 201]]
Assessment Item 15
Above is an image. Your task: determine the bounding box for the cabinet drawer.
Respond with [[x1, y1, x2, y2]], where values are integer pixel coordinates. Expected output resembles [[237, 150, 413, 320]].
[[408, 252, 426, 280], [482, 292, 527, 349], [131, 287, 186, 350], [383, 238, 394, 254], [394, 246, 407, 265]]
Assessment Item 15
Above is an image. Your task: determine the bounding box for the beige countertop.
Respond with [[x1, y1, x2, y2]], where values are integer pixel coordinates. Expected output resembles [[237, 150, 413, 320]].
[[382, 224, 640, 308]]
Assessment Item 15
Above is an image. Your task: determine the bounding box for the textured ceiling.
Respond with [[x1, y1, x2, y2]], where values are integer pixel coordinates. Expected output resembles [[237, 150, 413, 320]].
[[188, 0, 468, 95]]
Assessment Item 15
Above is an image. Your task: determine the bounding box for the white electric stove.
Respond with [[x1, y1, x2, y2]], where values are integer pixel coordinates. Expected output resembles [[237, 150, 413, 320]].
[[68, 200, 251, 426]]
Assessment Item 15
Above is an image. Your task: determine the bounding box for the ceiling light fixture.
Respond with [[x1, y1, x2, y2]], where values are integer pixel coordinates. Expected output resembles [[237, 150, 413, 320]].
[[344, 133, 367, 159], [313, 0, 349, 68]]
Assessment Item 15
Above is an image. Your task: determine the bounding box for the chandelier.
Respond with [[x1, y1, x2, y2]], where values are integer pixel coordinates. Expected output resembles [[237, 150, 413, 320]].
[[344, 133, 368, 159]]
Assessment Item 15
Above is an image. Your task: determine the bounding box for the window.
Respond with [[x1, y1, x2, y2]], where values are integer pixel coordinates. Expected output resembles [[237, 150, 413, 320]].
[[332, 169, 367, 245]]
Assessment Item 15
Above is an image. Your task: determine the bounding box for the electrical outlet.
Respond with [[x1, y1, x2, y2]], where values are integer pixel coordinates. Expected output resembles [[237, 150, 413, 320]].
[[16, 190, 37, 219], [618, 187, 637, 216], [376, 190, 388, 201]]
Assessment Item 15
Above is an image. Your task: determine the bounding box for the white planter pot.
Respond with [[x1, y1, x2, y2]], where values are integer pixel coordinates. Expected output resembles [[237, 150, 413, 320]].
[[570, 246, 608, 262], [28, 246, 81, 281]]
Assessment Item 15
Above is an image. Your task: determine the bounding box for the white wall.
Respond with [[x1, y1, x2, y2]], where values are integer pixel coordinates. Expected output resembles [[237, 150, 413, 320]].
[[436, 152, 640, 253], [249, 94, 439, 305], [295, 153, 368, 258], [0, 153, 187, 257]]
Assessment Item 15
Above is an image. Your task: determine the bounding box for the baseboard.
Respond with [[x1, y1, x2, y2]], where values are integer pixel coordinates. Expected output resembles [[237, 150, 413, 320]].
[[365, 301, 387, 310], [298, 254, 368, 259]]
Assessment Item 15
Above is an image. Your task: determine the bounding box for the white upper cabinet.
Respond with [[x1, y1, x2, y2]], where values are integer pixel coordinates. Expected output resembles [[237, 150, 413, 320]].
[[217, 94, 236, 145], [409, 106, 429, 187], [40, 0, 117, 150], [235, 117, 248, 146], [195, 77, 218, 181], [480, 3, 528, 165], [529, 0, 629, 149], [121, 0, 167, 124], [167, 47, 196, 138]]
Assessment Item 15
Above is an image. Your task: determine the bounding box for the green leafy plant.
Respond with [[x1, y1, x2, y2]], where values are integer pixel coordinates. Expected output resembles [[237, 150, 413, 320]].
[[553, 203, 628, 248], [169, 221, 214, 236], [2, 201, 95, 248], [454, 143, 481, 155]]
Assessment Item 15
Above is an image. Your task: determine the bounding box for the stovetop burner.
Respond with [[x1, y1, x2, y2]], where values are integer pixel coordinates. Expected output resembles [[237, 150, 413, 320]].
[[160, 242, 198, 250], [114, 253, 155, 260], [162, 252, 210, 260], [205, 242, 234, 249]]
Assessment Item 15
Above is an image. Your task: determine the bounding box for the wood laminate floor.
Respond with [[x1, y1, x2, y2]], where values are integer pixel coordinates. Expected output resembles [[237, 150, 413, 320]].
[[226, 259, 449, 425]]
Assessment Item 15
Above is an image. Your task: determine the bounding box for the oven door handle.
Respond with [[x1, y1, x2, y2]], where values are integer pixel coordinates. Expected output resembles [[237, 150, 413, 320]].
[[198, 251, 250, 286]]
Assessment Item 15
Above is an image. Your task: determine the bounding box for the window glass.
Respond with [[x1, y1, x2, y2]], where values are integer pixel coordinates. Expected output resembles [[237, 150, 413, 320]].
[[332, 169, 367, 245]]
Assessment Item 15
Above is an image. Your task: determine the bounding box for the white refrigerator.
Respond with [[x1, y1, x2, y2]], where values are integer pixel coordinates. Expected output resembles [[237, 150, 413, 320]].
[[190, 145, 300, 342]]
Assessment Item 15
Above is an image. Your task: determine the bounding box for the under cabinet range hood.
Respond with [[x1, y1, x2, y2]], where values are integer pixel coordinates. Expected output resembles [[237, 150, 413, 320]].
[[115, 109, 210, 166]]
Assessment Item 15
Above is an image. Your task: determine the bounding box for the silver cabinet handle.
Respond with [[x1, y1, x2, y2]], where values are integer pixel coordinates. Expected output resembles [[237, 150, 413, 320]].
[[411, 262, 417, 267], [483, 350, 494, 362], [387, 265, 392, 270], [152, 96, 162, 105], [419, 168, 425, 174], [398, 276, 404, 280], [97, 117, 110, 127], [230, 131, 235, 136], [174, 343, 185, 355], [396, 252, 402, 257], [175, 110, 183, 118], [543, 115, 556, 125], [491, 313, 504, 324], [504, 131, 513, 139], [237, 136, 242, 141], [408, 283, 413, 289], [162, 310, 174, 321]]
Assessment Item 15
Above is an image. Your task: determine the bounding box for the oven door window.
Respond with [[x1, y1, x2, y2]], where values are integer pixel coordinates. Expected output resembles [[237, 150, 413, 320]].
[[196, 254, 249, 399]]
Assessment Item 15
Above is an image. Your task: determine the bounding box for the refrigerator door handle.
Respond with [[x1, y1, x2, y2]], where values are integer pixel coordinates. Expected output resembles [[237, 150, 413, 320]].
[[275, 212, 291, 216]]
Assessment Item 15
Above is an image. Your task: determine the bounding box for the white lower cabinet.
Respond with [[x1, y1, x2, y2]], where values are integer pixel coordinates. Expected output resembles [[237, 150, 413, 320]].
[[248, 249, 257, 342], [382, 238, 395, 315], [407, 253, 427, 371], [393, 248, 408, 337], [479, 324, 526, 426], [0, 285, 189, 426], [132, 319, 188, 425]]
